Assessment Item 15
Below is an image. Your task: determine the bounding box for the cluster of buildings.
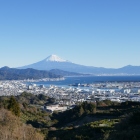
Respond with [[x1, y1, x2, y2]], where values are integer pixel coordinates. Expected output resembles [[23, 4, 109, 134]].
[[1, 80, 140, 112], [0, 81, 26, 96]]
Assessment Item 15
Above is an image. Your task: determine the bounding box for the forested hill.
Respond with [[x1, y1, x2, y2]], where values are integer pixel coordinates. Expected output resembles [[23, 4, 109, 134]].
[[1, 93, 140, 139], [49, 69, 84, 76], [0, 66, 62, 80]]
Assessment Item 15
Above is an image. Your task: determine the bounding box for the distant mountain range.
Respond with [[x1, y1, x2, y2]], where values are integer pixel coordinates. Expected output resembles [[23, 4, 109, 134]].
[[0, 66, 62, 80], [19, 55, 140, 75], [0, 66, 83, 80]]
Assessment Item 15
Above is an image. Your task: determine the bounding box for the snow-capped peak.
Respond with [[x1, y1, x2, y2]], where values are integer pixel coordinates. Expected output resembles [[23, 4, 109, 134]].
[[45, 55, 67, 62]]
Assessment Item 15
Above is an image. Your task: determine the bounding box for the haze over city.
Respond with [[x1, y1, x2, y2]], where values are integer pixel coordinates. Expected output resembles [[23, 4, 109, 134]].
[[0, 0, 140, 68]]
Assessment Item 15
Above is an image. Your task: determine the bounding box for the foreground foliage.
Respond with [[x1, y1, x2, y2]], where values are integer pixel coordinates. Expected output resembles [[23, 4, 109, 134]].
[[0, 108, 44, 140], [1, 93, 140, 140]]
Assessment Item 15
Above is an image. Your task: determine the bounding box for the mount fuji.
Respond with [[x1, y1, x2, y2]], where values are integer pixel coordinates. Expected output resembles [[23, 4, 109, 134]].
[[19, 54, 89, 72], [19, 55, 140, 75]]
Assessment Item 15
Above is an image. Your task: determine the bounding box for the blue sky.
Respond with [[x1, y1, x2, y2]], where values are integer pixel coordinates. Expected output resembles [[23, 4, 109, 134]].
[[0, 0, 140, 68]]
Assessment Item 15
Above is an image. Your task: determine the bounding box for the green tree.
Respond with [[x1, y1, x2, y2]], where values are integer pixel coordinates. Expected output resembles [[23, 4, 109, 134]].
[[88, 103, 96, 114], [8, 96, 20, 117]]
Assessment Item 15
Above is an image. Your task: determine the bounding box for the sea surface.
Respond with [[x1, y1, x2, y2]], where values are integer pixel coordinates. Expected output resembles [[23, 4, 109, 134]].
[[30, 76, 140, 88]]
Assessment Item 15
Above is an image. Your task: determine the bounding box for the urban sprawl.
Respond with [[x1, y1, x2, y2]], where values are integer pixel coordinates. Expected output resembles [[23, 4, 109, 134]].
[[1, 79, 140, 113]]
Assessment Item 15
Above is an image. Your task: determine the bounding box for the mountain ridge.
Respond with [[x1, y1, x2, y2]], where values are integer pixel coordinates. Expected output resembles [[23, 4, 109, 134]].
[[0, 67, 62, 80], [18, 55, 140, 75]]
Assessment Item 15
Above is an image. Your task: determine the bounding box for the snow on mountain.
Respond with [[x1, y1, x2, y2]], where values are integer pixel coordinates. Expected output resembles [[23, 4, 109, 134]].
[[45, 55, 67, 62], [18, 55, 140, 75]]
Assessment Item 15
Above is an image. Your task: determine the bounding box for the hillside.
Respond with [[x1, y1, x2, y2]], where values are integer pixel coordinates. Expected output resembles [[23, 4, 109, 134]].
[[49, 69, 84, 76], [0, 108, 44, 140], [1, 93, 140, 140], [0, 66, 62, 80], [50, 101, 140, 140]]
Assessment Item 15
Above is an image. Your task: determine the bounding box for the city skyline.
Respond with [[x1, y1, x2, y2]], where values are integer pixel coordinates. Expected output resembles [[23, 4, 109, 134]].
[[0, 0, 140, 68]]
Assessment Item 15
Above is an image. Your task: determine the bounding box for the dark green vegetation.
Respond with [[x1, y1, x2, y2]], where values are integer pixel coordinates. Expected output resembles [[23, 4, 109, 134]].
[[8, 96, 20, 117], [49, 101, 140, 140], [0, 66, 62, 80], [1, 93, 140, 140], [52, 101, 96, 127]]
